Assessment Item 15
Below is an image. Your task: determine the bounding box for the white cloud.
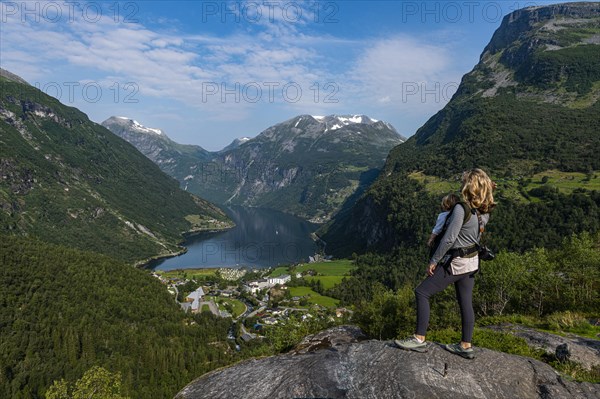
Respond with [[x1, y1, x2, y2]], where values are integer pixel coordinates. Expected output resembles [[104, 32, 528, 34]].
[[349, 36, 458, 107], [0, 1, 467, 143]]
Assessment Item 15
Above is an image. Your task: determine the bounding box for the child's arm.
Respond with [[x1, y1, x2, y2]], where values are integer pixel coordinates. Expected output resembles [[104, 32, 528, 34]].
[[427, 233, 437, 247]]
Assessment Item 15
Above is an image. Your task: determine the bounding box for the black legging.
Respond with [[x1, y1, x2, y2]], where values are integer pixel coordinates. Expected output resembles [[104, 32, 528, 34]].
[[415, 265, 476, 342]]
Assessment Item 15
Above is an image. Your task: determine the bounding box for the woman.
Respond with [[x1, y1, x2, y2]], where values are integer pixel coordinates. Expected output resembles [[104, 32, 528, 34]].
[[395, 168, 496, 359]]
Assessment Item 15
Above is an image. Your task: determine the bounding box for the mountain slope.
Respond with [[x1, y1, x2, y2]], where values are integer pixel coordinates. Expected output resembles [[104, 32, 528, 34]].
[[101, 116, 213, 182], [319, 2, 600, 256], [104, 114, 404, 222], [219, 136, 252, 152], [0, 73, 232, 262], [208, 114, 405, 222]]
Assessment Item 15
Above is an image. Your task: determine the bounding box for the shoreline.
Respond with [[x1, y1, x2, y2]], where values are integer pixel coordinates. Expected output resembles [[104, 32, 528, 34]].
[[154, 267, 222, 276], [134, 224, 236, 269]]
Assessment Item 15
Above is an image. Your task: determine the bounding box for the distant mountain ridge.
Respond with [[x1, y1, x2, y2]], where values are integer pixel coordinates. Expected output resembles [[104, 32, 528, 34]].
[[0, 67, 30, 85], [219, 136, 252, 153], [319, 2, 600, 256], [0, 72, 233, 262], [103, 114, 405, 222], [102, 116, 213, 180]]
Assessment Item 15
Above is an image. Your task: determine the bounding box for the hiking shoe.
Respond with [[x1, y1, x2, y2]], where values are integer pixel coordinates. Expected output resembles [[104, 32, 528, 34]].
[[394, 336, 428, 353], [444, 343, 475, 359]]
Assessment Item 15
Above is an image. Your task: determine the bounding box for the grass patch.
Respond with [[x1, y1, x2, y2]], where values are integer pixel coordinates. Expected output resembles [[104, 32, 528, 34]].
[[407, 170, 600, 203], [478, 313, 600, 340], [269, 266, 290, 277], [493, 179, 532, 203], [408, 171, 458, 195], [184, 214, 231, 230], [529, 170, 600, 193], [184, 214, 205, 226], [296, 259, 356, 276], [569, 81, 600, 109], [427, 327, 545, 359], [156, 268, 218, 280], [288, 286, 317, 296], [548, 360, 600, 384], [215, 298, 246, 318], [475, 314, 600, 382], [288, 286, 339, 308], [270, 260, 355, 291], [304, 275, 345, 290]]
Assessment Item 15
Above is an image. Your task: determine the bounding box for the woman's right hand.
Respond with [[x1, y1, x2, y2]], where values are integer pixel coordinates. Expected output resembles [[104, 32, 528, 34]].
[[427, 263, 437, 276]]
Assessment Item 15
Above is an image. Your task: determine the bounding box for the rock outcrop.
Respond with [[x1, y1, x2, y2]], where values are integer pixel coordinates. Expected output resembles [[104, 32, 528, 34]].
[[485, 324, 600, 370], [175, 326, 600, 399]]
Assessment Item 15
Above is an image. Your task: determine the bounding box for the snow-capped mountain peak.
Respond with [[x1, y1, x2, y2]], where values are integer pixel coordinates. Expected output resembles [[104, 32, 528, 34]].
[[218, 136, 253, 152], [113, 116, 163, 135], [306, 114, 383, 132]]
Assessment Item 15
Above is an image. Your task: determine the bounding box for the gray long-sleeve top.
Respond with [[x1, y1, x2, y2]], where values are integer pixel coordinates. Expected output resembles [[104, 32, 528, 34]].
[[429, 204, 489, 265]]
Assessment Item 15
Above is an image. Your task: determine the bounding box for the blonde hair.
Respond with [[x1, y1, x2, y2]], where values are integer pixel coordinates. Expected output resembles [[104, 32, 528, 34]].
[[441, 193, 460, 211], [461, 168, 496, 213]]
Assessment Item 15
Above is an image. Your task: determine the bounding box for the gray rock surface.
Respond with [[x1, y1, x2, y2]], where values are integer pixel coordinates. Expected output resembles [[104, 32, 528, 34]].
[[290, 324, 368, 355], [485, 324, 600, 370], [175, 325, 600, 399]]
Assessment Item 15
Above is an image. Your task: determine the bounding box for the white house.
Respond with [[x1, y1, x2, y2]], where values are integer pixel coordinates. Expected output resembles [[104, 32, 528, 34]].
[[186, 287, 205, 313], [268, 275, 291, 285], [262, 316, 278, 325], [244, 279, 272, 294]]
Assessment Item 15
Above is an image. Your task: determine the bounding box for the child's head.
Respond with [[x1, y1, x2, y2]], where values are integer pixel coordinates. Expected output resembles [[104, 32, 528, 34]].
[[441, 193, 460, 211]]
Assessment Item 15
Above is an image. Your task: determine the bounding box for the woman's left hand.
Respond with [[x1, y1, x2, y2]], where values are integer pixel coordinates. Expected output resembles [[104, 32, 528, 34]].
[[427, 263, 437, 276]]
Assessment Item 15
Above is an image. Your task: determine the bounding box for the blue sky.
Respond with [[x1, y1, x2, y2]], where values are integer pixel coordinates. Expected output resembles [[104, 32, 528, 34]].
[[0, 0, 587, 150]]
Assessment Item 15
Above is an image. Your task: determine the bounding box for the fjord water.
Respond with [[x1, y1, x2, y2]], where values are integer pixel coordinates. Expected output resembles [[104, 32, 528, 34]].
[[149, 206, 319, 270]]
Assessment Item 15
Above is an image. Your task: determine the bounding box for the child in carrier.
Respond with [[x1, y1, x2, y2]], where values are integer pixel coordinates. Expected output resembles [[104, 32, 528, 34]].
[[427, 193, 460, 256]]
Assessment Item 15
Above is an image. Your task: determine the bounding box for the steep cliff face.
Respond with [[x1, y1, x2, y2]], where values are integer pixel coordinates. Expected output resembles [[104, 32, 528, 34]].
[[469, 2, 600, 103], [319, 2, 600, 256], [484, 2, 600, 55], [175, 326, 599, 399]]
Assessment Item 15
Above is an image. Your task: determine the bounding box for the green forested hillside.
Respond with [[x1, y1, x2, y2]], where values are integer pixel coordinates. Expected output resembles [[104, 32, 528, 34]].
[[319, 3, 600, 257], [387, 95, 600, 176], [0, 75, 232, 262], [0, 236, 235, 399]]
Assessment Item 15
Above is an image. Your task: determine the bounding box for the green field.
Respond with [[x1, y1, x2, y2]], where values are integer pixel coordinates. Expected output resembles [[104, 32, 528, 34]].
[[529, 170, 600, 193], [288, 286, 339, 308], [215, 298, 246, 318], [269, 259, 355, 292], [155, 268, 218, 280], [296, 259, 356, 276], [408, 171, 458, 195], [304, 275, 345, 290], [409, 170, 600, 202], [270, 259, 356, 278], [269, 266, 290, 277]]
